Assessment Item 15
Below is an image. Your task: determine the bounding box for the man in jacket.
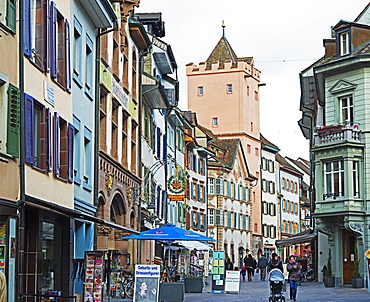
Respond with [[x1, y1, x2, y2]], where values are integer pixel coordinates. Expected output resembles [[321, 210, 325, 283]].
[[257, 254, 268, 281]]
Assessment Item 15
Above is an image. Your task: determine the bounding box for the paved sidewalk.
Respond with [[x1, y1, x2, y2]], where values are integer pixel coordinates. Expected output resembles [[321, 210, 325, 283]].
[[115, 273, 370, 302], [185, 274, 370, 302]]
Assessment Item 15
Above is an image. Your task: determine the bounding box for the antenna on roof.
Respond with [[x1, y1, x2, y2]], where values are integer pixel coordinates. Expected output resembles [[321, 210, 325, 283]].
[[222, 20, 226, 37]]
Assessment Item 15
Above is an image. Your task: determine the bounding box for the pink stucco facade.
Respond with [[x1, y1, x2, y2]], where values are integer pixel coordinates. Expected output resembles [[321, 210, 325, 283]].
[[187, 58, 263, 243]]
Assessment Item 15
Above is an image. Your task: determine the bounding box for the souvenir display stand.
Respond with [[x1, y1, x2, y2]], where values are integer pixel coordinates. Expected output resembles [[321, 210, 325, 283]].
[[83, 251, 104, 302], [211, 251, 225, 293]]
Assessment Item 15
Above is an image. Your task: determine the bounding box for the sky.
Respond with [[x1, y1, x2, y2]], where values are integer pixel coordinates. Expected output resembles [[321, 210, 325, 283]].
[[135, 0, 370, 160]]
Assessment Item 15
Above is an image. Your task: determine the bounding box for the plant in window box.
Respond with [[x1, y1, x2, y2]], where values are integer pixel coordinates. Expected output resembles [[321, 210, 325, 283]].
[[323, 248, 335, 287], [352, 244, 363, 288], [317, 124, 343, 133]]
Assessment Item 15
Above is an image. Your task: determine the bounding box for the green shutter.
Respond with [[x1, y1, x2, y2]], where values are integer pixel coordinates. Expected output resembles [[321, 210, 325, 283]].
[[6, 0, 16, 33], [7, 83, 20, 157]]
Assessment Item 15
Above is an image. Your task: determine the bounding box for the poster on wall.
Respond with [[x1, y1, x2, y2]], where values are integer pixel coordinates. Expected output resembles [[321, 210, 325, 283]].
[[84, 251, 105, 302], [133, 265, 160, 302]]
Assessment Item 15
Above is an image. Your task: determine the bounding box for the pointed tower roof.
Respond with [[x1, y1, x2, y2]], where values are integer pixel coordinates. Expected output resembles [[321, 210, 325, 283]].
[[206, 21, 238, 67], [206, 36, 238, 65]]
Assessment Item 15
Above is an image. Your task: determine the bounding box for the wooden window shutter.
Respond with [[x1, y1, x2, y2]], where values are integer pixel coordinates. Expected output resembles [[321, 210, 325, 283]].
[[68, 123, 74, 182], [7, 84, 20, 157], [44, 0, 50, 72], [24, 94, 34, 163], [23, 0, 32, 56], [45, 108, 52, 171], [65, 19, 71, 91], [53, 112, 60, 175], [6, 0, 16, 33], [50, 1, 57, 78]]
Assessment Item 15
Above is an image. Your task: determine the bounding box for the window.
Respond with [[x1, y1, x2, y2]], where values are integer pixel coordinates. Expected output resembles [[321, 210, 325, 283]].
[[121, 110, 129, 167], [340, 95, 353, 123], [25, 94, 52, 172], [282, 199, 286, 212], [176, 129, 185, 152], [251, 122, 253, 132], [227, 84, 232, 94], [99, 91, 107, 152], [324, 159, 344, 199], [83, 127, 92, 191], [208, 178, 214, 194], [198, 86, 203, 96], [247, 144, 251, 153], [111, 99, 119, 160], [209, 209, 214, 225], [85, 34, 93, 98], [73, 17, 82, 86], [255, 147, 259, 156], [340, 31, 350, 56], [0, 0, 15, 32], [254, 91, 259, 101], [212, 117, 218, 127], [53, 113, 74, 181], [246, 86, 249, 96], [353, 161, 359, 198]]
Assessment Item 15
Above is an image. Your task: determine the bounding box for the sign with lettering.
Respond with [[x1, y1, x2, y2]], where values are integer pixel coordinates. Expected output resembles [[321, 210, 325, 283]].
[[133, 265, 160, 302], [225, 271, 240, 293]]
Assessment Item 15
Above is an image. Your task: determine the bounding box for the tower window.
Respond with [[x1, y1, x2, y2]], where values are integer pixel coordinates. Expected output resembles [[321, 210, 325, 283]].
[[227, 84, 232, 94]]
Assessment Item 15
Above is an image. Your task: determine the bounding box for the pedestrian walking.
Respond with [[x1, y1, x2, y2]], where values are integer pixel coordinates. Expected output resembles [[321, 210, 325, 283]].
[[267, 252, 283, 273], [225, 257, 234, 271], [287, 255, 300, 301], [240, 265, 247, 282], [257, 254, 268, 281], [243, 254, 256, 281], [252, 256, 257, 276]]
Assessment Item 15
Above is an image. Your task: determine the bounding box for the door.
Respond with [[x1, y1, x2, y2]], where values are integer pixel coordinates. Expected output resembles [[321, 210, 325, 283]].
[[342, 230, 355, 284]]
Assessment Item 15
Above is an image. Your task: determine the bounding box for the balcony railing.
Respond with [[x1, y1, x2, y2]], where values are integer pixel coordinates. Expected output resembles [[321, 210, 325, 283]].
[[314, 122, 362, 147]]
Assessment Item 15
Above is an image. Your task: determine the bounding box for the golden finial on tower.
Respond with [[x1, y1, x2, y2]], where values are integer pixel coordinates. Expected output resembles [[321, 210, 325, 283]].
[[222, 20, 226, 37]]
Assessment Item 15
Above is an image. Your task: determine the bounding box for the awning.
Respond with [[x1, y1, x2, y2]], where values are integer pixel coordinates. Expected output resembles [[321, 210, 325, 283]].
[[25, 195, 139, 234], [174, 241, 212, 251], [275, 229, 316, 248]]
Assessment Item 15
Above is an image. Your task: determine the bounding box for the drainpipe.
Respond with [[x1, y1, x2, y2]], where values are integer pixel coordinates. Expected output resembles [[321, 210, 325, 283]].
[[138, 46, 151, 264], [18, 0, 26, 299]]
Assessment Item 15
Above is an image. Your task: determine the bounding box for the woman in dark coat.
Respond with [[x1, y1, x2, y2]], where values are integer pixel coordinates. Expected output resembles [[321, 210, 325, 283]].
[[287, 255, 300, 301], [243, 254, 256, 281], [267, 252, 283, 273]]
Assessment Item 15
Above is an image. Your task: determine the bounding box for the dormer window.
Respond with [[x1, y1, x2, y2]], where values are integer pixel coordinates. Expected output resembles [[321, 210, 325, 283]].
[[340, 31, 350, 56]]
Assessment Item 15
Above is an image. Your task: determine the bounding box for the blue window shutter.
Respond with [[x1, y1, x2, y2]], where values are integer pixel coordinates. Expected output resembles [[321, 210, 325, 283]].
[[46, 108, 52, 171], [65, 19, 71, 91], [190, 182, 194, 199], [50, 1, 57, 78], [23, 0, 32, 56], [203, 186, 206, 202], [204, 214, 207, 230], [53, 112, 60, 175], [190, 211, 194, 228], [162, 133, 167, 160], [162, 190, 166, 219], [197, 212, 201, 228], [68, 123, 74, 182], [6, 0, 16, 33], [24, 94, 34, 163], [215, 178, 221, 195], [156, 127, 161, 158], [44, 0, 50, 71], [197, 184, 200, 201]]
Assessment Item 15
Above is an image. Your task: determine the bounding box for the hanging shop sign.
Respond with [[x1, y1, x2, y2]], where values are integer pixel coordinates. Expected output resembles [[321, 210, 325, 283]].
[[133, 264, 160, 302], [167, 195, 185, 201], [167, 166, 186, 194]]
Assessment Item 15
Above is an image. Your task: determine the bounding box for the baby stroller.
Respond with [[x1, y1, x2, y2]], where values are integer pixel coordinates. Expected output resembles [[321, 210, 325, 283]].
[[268, 268, 286, 302]]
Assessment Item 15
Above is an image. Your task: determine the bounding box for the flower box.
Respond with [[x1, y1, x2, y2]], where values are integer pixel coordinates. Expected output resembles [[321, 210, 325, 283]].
[[184, 277, 203, 293]]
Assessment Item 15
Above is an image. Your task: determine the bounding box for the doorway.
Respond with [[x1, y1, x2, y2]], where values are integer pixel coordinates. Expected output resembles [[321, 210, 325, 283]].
[[342, 230, 355, 284]]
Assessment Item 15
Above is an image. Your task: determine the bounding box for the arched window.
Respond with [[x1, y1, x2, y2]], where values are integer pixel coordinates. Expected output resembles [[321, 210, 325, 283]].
[[110, 193, 126, 225]]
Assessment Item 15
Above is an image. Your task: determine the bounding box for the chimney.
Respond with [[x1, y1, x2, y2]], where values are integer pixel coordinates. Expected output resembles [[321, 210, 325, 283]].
[[323, 39, 336, 58]]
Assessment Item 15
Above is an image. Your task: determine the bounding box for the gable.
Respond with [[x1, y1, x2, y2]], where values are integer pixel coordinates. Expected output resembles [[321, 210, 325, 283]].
[[329, 79, 357, 94]]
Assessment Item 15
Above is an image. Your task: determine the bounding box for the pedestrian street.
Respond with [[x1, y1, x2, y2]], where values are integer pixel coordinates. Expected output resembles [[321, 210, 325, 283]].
[[184, 273, 370, 302]]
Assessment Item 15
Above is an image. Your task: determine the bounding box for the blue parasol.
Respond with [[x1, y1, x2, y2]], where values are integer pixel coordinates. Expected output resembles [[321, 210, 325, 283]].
[[119, 224, 216, 242]]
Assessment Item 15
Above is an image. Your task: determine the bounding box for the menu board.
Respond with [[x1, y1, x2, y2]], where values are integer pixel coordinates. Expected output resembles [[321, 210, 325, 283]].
[[211, 251, 225, 293], [84, 251, 104, 302]]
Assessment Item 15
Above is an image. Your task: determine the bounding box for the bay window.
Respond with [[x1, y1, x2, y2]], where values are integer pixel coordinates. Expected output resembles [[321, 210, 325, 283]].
[[324, 160, 344, 199]]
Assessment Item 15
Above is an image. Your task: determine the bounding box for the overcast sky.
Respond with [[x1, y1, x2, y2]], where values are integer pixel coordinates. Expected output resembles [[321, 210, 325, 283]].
[[136, 0, 370, 160]]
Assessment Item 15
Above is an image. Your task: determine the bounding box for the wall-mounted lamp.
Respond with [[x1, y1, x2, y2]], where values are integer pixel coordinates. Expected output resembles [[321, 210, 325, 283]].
[[210, 230, 215, 239]]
